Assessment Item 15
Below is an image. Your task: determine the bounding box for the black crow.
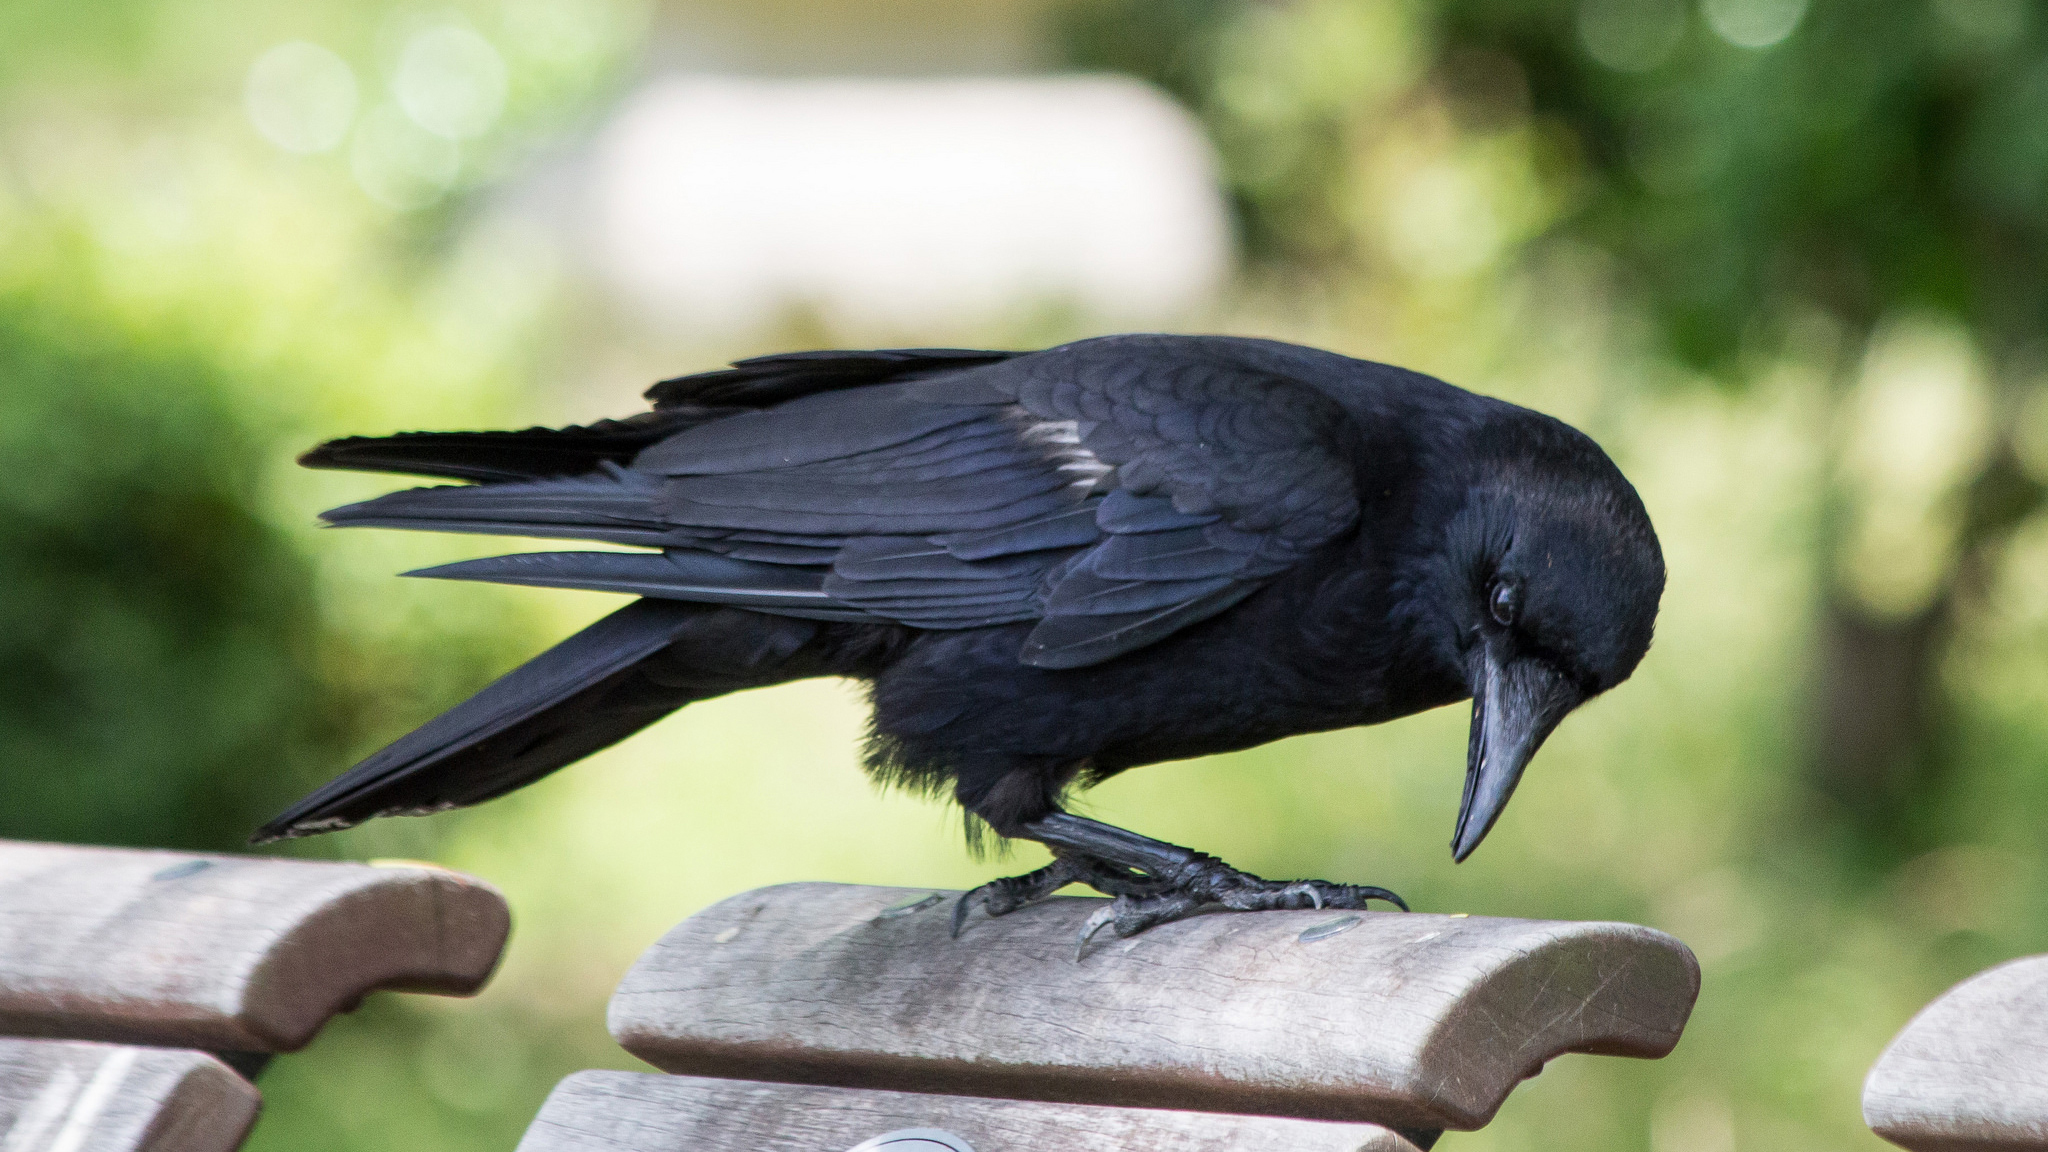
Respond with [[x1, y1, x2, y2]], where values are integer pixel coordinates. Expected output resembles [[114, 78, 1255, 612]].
[[255, 335, 1663, 944]]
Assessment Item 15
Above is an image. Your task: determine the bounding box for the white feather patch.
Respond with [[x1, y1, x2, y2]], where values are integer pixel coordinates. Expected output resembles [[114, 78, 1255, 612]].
[[1014, 413, 1114, 493]]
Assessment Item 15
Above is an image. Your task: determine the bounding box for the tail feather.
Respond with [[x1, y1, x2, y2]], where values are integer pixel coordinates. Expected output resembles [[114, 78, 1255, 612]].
[[252, 599, 825, 842], [299, 412, 707, 483]]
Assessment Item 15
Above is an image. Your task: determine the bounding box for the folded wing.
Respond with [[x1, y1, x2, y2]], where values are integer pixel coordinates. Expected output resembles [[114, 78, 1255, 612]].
[[322, 338, 1363, 669]]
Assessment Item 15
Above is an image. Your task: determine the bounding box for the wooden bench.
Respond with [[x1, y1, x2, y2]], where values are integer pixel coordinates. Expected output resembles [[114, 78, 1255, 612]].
[[0, 840, 510, 1151], [1865, 954, 2048, 1151], [0, 843, 1703, 1151], [543, 881, 1701, 1151]]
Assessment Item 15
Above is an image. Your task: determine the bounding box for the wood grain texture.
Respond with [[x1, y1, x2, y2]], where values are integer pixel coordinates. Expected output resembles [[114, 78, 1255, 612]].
[[1865, 954, 2048, 1151], [0, 840, 509, 1052], [609, 883, 1699, 1131], [514, 1070, 1424, 1152], [0, 1038, 259, 1152]]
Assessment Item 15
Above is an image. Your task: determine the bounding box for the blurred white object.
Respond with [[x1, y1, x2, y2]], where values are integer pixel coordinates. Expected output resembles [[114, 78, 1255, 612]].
[[585, 75, 1232, 332]]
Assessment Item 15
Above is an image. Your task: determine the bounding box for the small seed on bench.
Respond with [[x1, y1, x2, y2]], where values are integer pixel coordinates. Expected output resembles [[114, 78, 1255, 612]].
[[876, 893, 943, 920], [1298, 915, 1361, 943], [152, 860, 212, 881]]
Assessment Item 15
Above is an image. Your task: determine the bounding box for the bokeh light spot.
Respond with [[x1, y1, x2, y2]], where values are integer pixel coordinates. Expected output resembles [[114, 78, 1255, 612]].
[[1702, 0, 1809, 49], [502, 0, 614, 66], [394, 27, 508, 140], [245, 41, 358, 154]]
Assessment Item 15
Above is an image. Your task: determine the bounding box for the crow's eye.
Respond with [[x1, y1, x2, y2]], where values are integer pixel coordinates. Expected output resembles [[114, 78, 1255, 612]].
[[1489, 580, 1520, 627]]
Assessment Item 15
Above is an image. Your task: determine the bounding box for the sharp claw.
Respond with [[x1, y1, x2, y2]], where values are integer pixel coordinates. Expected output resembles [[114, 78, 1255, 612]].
[[1308, 887, 1324, 910], [1378, 888, 1410, 913], [950, 890, 978, 939], [1075, 904, 1117, 960]]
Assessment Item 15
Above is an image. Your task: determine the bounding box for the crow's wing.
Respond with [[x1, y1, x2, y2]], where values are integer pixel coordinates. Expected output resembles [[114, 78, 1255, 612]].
[[333, 337, 1362, 668], [951, 336, 1361, 666]]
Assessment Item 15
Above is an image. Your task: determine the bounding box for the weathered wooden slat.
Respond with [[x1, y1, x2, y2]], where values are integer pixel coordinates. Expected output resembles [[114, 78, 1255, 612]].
[[0, 840, 509, 1052], [515, 1070, 1425, 1152], [609, 883, 1699, 1132], [0, 1038, 259, 1152], [1864, 954, 2048, 1152]]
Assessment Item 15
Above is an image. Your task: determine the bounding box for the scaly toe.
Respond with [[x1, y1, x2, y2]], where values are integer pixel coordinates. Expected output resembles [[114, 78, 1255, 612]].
[[953, 855, 1103, 938], [1281, 881, 1325, 910], [1073, 890, 1212, 959], [1113, 890, 1206, 937]]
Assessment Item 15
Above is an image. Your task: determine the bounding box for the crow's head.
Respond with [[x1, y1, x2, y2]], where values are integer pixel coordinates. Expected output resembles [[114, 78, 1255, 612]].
[[1405, 411, 1664, 861]]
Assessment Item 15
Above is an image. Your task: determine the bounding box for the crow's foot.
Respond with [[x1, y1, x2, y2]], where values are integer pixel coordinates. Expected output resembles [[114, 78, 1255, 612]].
[[950, 812, 1406, 954], [1074, 860, 1406, 957]]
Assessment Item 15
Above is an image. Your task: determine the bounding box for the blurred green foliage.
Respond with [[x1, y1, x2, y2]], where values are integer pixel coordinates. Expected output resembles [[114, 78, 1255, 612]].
[[6, 2, 2048, 1152], [0, 286, 335, 848], [1435, 0, 2048, 367], [1069, 0, 2048, 358]]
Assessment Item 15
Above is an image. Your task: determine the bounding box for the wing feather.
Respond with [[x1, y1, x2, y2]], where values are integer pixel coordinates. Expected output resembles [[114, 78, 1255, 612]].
[[662, 486, 1078, 538], [409, 551, 877, 622], [1020, 583, 1264, 669], [1080, 527, 1257, 582], [647, 347, 1016, 408], [935, 506, 1101, 559], [636, 390, 988, 474]]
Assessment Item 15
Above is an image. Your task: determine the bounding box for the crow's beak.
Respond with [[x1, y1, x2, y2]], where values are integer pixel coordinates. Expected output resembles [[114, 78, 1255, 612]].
[[1452, 642, 1583, 862]]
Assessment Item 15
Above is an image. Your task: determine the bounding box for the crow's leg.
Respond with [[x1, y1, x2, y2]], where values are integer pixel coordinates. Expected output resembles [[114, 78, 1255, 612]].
[[1022, 813, 1408, 954]]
